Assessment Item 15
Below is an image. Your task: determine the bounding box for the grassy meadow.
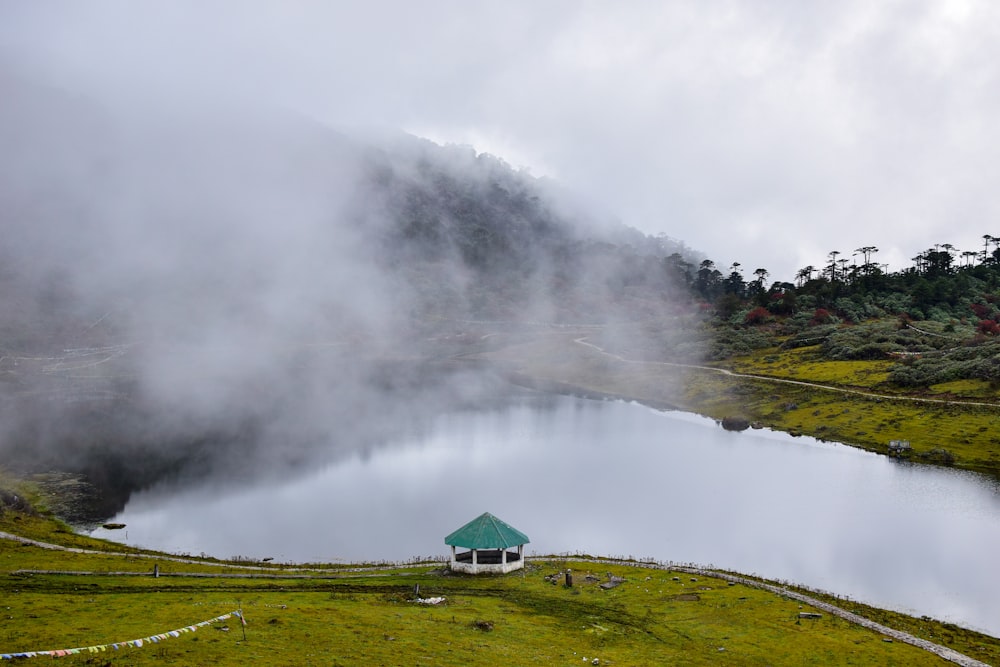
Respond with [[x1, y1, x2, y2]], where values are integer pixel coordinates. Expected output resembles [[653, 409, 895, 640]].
[[3, 504, 999, 666]]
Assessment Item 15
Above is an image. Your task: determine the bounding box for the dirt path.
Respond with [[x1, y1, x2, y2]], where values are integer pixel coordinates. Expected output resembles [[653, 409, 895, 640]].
[[572, 336, 1000, 409]]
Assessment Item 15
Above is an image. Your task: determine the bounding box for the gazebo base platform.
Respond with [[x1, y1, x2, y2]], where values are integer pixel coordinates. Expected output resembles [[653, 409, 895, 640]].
[[450, 550, 524, 574]]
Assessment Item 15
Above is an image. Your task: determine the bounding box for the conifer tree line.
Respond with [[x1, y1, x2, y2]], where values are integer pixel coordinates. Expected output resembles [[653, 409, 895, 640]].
[[664, 235, 1000, 330]]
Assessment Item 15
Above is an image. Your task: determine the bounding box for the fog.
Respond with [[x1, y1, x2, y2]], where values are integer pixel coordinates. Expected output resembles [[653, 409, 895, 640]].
[[0, 76, 406, 481], [0, 47, 696, 520], [6, 2, 1000, 281]]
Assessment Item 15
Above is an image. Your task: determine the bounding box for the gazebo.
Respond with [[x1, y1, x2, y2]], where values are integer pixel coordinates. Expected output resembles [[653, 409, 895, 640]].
[[444, 512, 530, 574]]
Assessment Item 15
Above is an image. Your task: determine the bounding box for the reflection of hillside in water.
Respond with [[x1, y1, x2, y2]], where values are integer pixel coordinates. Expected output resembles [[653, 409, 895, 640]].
[[1, 352, 522, 522]]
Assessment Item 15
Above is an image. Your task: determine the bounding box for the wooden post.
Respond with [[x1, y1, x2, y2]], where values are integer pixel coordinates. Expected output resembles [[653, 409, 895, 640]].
[[238, 603, 247, 641], [153, 563, 159, 578]]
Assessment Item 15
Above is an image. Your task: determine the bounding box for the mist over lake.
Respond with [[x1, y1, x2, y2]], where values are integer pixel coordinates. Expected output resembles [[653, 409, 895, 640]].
[[91, 390, 1000, 638]]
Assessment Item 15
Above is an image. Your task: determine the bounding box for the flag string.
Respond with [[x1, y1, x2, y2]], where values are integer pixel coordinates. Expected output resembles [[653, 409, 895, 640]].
[[0, 610, 246, 659]]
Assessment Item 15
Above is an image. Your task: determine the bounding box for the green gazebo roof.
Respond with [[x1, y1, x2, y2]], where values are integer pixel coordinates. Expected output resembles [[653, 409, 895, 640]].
[[444, 512, 530, 549]]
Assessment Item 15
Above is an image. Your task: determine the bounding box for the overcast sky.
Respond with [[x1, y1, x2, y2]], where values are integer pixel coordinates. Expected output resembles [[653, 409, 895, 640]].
[[3, 0, 999, 281]]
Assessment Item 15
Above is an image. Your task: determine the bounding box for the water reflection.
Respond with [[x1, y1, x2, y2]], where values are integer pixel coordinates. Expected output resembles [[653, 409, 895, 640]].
[[91, 394, 1000, 637]]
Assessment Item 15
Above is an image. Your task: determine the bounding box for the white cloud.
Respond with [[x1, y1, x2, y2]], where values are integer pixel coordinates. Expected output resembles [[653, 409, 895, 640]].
[[4, 0, 1000, 280]]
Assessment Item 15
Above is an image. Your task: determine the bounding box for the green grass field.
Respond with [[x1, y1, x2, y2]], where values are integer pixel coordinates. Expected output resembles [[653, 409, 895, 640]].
[[3, 472, 998, 665], [3, 527, 998, 666]]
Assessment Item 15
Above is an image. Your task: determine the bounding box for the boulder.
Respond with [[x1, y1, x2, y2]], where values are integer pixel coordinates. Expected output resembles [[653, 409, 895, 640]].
[[720, 417, 750, 431]]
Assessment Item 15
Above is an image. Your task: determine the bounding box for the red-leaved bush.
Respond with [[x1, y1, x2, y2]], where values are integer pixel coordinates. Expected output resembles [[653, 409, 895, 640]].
[[971, 303, 993, 320], [744, 306, 771, 325], [977, 319, 1000, 336], [809, 308, 833, 326]]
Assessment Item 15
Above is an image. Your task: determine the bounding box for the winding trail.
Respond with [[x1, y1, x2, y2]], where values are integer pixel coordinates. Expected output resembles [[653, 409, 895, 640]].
[[572, 336, 1000, 410], [1, 531, 991, 665]]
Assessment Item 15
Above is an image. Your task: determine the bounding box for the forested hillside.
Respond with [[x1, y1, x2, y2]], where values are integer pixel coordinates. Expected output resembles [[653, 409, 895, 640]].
[[677, 242, 1000, 389]]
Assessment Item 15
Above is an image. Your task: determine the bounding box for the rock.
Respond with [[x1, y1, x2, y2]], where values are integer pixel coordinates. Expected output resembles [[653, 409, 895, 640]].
[[416, 597, 445, 605], [720, 416, 750, 431], [798, 612, 822, 619]]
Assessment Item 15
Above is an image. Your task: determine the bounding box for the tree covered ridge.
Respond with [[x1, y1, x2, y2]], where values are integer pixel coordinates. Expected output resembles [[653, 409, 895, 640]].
[[672, 241, 1000, 388]]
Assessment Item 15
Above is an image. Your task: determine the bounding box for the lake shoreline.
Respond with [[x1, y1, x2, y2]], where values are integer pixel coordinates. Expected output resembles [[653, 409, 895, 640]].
[[462, 332, 1000, 478]]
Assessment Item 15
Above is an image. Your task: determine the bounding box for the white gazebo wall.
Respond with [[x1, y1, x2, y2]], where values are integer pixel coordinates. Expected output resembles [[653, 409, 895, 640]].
[[449, 545, 525, 574]]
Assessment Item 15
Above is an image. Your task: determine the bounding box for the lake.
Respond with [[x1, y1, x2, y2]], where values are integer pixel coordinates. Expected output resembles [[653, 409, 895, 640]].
[[89, 390, 1000, 637]]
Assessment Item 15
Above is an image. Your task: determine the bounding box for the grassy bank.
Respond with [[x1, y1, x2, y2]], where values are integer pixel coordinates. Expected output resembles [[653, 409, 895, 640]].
[[3, 505, 999, 666], [689, 346, 1000, 475]]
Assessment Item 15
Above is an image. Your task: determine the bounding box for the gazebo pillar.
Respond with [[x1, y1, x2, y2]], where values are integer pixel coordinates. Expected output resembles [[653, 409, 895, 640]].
[[502, 549, 507, 565], [451, 545, 456, 566], [472, 549, 478, 567]]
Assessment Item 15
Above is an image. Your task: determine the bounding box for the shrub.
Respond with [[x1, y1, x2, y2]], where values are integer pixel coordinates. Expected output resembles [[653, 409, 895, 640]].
[[971, 302, 993, 320], [780, 323, 838, 348], [922, 448, 956, 465], [744, 306, 772, 325], [809, 308, 835, 326], [707, 326, 772, 359], [834, 297, 867, 324], [977, 319, 1000, 336], [845, 343, 891, 360]]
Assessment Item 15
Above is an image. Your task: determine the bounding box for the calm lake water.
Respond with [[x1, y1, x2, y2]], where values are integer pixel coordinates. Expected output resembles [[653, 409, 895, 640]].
[[90, 391, 1000, 637]]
